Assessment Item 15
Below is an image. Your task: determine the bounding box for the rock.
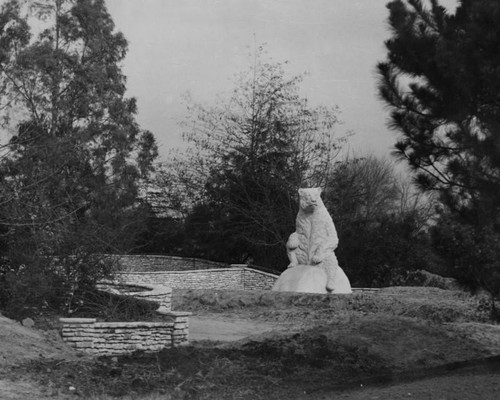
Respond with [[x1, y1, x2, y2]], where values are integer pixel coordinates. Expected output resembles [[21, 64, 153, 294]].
[[21, 317, 35, 328], [272, 264, 352, 294]]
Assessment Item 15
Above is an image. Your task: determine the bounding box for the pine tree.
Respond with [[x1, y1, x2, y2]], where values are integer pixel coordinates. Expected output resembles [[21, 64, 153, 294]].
[[378, 0, 500, 225], [378, 0, 500, 308]]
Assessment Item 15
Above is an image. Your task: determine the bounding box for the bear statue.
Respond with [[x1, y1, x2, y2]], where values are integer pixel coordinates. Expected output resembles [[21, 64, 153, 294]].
[[273, 187, 352, 294]]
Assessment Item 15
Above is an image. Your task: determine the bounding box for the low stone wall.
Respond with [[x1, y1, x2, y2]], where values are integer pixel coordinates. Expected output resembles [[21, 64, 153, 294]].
[[241, 266, 279, 290], [103, 264, 376, 293], [115, 268, 242, 290], [115, 265, 279, 291], [113, 254, 228, 272], [60, 311, 191, 356], [96, 282, 172, 311]]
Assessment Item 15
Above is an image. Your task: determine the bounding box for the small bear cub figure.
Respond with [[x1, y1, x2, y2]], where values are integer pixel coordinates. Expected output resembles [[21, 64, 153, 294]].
[[287, 187, 340, 292]]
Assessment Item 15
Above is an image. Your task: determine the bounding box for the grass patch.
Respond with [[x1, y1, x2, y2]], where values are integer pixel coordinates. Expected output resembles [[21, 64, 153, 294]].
[[173, 287, 492, 324]]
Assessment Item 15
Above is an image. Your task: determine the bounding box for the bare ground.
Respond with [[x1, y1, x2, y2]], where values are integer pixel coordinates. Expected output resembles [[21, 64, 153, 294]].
[[0, 314, 76, 400]]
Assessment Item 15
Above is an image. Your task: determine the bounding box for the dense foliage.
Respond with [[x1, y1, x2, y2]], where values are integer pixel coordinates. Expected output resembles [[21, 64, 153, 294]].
[[0, 0, 158, 316], [324, 156, 436, 287], [432, 217, 500, 316], [137, 50, 436, 284], [378, 0, 500, 299], [154, 50, 346, 268], [378, 0, 500, 224]]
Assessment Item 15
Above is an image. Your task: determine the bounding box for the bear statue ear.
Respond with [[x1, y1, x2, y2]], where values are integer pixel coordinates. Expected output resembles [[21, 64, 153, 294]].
[[316, 187, 322, 194], [298, 188, 304, 194]]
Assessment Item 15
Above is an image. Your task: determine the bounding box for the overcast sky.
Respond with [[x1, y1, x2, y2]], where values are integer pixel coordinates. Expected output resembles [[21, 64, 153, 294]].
[[106, 0, 458, 161]]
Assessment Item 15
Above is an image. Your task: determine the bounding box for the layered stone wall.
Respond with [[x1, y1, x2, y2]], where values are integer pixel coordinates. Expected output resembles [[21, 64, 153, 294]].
[[101, 262, 375, 293], [115, 268, 242, 289], [60, 311, 190, 356], [241, 267, 279, 290], [109, 255, 280, 291], [113, 255, 228, 272], [114, 266, 279, 291]]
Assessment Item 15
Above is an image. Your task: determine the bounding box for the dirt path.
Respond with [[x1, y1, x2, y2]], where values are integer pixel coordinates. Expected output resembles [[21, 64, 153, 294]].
[[313, 371, 500, 400], [189, 315, 283, 342]]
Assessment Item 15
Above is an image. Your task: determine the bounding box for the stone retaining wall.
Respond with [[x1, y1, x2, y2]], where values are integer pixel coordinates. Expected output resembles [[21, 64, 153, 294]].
[[241, 266, 279, 290], [114, 254, 228, 272], [60, 311, 191, 356], [102, 264, 375, 293], [115, 266, 279, 291]]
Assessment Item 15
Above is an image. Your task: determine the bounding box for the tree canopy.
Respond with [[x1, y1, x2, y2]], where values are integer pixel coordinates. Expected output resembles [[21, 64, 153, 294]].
[[0, 0, 158, 315], [378, 0, 500, 306], [377, 0, 500, 225], [157, 50, 347, 267]]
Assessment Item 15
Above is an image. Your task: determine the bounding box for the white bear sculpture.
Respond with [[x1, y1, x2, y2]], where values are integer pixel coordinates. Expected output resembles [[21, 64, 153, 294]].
[[272, 187, 352, 294]]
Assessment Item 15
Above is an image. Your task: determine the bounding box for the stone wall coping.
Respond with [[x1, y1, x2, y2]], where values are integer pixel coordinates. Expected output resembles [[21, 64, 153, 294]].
[[157, 310, 192, 317], [97, 281, 172, 295], [115, 268, 241, 275], [60, 319, 177, 328], [241, 266, 279, 278], [94, 321, 173, 328], [110, 254, 229, 266], [113, 254, 222, 262], [123, 283, 172, 296], [60, 318, 97, 324]]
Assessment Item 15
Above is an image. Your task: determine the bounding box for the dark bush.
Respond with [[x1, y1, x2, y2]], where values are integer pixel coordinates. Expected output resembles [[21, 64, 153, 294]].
[[0, 260, 67, 320], [70, 289, 160, 322], [432, 217, 500, 319], [337, 215, 433, 288], [0, 253, 116, 320]]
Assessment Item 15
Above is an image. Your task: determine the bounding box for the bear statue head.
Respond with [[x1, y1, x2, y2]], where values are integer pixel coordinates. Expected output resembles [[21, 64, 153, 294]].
[[298, 187, 322, 213]]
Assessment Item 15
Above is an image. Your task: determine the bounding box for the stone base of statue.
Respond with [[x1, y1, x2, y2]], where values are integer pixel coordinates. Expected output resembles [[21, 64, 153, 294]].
[[272, 265, 352, 294]]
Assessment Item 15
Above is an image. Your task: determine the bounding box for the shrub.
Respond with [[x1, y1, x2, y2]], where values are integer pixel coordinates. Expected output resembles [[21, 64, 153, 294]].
[[337, 215, 432, 287], [0, 253, 116, 320], [70, 289, 160, 322], [432, 218, 500, 319]]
